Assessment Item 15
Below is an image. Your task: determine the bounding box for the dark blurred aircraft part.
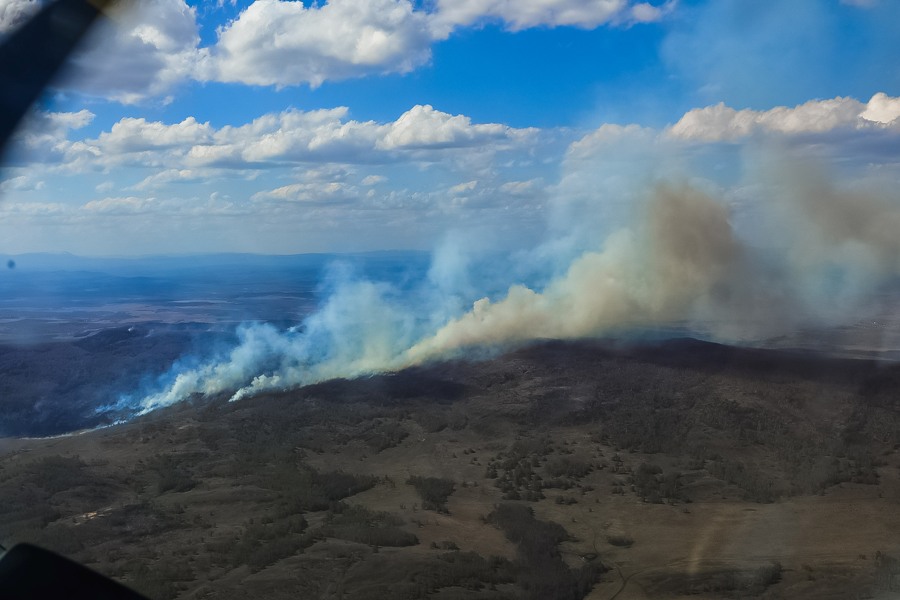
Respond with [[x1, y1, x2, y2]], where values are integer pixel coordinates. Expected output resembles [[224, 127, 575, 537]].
[[0, 543, 148, 599], [0, 0, 114, 156]]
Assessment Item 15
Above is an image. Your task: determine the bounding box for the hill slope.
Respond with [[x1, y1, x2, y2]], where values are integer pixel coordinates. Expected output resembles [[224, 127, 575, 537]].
[[1, 338, 899, 599]]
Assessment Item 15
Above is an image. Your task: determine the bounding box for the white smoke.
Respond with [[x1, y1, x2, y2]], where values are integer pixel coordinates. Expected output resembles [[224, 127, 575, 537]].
[[138, 273, 420, 412], [132, 158, 900, 414]]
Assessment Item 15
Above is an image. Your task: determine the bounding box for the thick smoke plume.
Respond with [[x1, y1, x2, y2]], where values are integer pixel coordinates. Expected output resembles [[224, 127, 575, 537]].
[[133, 171, 900, 414], [407, 184, 759, 363]]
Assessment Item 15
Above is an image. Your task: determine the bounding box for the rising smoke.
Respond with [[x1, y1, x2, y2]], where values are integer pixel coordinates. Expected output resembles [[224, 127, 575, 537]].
[[132, 163, 900, 414]]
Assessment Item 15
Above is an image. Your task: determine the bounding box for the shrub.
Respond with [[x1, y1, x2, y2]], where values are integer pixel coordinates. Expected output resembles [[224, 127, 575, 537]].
[[407, 476, 456, 513], [147, 454, 197, 494], [546, 457, 591, 479], [30, 456, 92, 495], [324, 504, 418, 547], [606, 535, 634, 548], [488, 504, 602, 600]]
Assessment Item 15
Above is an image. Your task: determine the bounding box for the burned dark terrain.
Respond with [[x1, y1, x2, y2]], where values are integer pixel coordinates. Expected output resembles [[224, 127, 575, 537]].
[[0, 324, 208, 436], [2, 337, 900, 599]]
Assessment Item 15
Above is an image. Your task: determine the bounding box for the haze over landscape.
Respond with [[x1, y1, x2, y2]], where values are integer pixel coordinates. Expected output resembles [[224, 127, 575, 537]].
[[1, 0, 900, 599]]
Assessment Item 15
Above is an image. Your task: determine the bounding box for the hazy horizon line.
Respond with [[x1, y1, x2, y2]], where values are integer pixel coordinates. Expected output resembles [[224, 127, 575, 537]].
[[0, 249, 431, 260]]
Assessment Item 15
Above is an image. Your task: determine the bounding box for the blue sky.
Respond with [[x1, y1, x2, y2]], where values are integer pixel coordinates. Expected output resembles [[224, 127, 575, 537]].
[[0, 0, 899, 256]]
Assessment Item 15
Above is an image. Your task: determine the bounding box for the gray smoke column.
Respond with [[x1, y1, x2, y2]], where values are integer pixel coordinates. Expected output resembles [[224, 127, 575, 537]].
[[749, 158, 900, 324], [775, 161, 900, 275], [404, 182, 748, 364]]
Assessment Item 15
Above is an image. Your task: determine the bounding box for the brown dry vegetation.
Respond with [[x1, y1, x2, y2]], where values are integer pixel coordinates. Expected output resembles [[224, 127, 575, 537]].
[[1, 338, 900, 599]]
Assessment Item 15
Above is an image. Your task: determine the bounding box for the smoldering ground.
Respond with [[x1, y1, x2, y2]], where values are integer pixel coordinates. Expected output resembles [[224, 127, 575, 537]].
[[123, 157, 900, 415]]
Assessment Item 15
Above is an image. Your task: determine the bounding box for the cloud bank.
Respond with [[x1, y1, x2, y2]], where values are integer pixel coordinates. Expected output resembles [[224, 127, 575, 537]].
[[668, 93, 900, 142], [5, 93, 900, 256], [32, 104, 534, 171], [5, 0, 673, 101], [4, 0, 893, 113]]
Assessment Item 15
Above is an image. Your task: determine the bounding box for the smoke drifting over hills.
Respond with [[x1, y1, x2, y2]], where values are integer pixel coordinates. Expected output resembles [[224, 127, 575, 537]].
[[128, 161, 900, 414], [408, 184, 754, 363]]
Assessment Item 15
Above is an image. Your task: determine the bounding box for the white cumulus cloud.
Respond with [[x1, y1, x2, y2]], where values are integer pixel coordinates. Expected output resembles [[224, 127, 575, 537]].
[[361, 174, 387, 185], [63, 0, 202, 103], [861, 92, 900, 125], [252, 181, 360, 203], [0, 174, 44, 192], [11, 109, 95, 163], [82, 196, 156, 214], [23, 105, 535, 184], [203, 0, 432, 87], [0, 201, 68, 215], [198, 0, 673, 88], [96, 117, 214, 153], [132, 168, 212, 190], [376, 104, 529, 150], [668, 94, 900, 142], [429, 0, 672, 37]]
